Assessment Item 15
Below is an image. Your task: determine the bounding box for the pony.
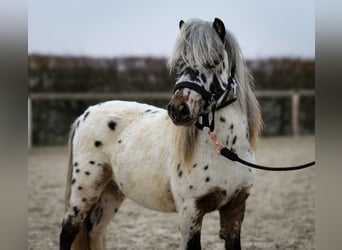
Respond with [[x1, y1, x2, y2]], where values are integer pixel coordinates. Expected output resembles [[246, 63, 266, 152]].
[[60, 17, 262, 250]]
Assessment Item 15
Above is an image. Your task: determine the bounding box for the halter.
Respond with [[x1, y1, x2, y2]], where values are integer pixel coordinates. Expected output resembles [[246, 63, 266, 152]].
[[173, 65, 237, 132]]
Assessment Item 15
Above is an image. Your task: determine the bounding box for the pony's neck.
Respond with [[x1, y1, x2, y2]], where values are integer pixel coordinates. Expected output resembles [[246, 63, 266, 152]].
[[170, 102, 257, 166]]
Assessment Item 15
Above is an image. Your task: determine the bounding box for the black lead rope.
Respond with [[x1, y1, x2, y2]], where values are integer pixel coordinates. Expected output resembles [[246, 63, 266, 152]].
[[207, 131, 316, 171], [219, 147, 315, 171]]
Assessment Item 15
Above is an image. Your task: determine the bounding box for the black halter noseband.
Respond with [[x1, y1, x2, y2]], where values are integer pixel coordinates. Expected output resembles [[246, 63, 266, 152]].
[[173, 66, 237, 132]]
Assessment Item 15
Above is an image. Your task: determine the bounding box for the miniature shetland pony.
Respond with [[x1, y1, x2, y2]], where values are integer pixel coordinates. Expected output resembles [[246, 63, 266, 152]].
[[60, 17, 262, 250]]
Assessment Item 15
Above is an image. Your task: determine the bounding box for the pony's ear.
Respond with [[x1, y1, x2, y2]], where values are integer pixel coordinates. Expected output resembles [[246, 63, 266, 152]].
[[213, 17, 226, 42], [179, 20, 185, 30]]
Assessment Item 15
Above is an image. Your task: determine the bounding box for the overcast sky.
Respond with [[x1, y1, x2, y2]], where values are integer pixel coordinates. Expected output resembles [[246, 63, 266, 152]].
[[28, 0, 315, 59]]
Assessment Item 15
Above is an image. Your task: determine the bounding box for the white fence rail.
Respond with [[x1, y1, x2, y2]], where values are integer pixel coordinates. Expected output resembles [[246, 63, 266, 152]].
[[28, 90, 315, 147]]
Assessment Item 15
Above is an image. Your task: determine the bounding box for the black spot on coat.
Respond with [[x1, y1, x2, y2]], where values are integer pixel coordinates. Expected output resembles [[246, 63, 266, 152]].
[[108, 121, 117, 130], [232, 136, 237, 145], [220, 116, 226, 122], [83, 111, 90, 121], [94, 141, 102, 147], [183, 67, 199, 81], [73, 206, 80, 216], [200, 73, 207, 83]]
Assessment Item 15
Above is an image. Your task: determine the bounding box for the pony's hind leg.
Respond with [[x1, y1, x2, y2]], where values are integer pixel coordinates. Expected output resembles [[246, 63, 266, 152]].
[[85, 181, 125, 250], [219, 189, 249, 250], [60, 162, 114, 250]]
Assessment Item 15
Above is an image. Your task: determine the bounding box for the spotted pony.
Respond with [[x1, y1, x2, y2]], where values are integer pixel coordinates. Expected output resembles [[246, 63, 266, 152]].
[[60, 18, 262, 250]]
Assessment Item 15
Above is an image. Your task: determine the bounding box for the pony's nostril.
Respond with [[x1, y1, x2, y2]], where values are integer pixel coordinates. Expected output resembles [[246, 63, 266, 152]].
[[178, 102, 189, 117], [167, 103, 177, 120], [167, 101, 190, 124]]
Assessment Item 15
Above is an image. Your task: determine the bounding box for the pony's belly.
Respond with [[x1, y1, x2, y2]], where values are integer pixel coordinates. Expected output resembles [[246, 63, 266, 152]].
[[114, 165, 176, 212], [110, 108, 176, 212], [113, 136, 176, 212]]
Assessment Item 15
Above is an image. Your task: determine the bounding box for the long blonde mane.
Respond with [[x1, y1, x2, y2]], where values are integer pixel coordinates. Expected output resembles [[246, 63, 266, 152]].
[[168, 19, 263, 162]]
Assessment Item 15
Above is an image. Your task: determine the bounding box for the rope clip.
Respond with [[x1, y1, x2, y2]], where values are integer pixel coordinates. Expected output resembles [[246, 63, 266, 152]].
[[208, 130, 225, 154]]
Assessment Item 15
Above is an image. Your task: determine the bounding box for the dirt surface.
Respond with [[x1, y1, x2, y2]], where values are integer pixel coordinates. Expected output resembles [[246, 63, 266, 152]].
[[28, 136, 315, 250]]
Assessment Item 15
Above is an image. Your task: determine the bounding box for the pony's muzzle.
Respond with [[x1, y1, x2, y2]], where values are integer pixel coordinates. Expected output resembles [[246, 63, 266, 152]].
[[167, 101, 192, 126]]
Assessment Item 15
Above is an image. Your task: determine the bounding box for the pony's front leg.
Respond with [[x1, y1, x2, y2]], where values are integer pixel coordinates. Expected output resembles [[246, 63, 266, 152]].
[[219, 189, 249, 250], [177, 202, 204, 250]]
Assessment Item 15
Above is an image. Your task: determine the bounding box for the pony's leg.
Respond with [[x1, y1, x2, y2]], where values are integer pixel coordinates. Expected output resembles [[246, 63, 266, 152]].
[[60, 162, 114, 250], [177, 202, 204, 250], [85, 182, 125, 250], [219, 189, 249, 250], [178, 188, 229, 250]]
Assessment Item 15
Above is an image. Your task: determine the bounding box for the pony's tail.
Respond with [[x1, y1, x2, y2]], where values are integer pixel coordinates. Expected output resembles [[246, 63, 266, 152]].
[[64, 121, 75, 212], [63, 121, 94, 250]]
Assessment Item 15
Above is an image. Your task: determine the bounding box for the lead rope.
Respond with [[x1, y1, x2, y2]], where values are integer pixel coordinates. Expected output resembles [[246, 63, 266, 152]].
[[208, 130, 315, 171]]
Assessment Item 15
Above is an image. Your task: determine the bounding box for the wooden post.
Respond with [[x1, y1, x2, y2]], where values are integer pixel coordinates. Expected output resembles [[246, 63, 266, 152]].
[[291, 92, 300, 136], [28, 97, 32, 148]]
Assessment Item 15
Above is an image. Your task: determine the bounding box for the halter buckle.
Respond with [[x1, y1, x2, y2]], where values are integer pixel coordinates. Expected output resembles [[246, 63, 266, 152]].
[[231, 78, 237, 96]]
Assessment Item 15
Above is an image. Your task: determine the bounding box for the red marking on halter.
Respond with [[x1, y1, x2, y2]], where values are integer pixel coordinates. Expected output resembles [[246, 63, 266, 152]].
[[208, 131, 224, 154]]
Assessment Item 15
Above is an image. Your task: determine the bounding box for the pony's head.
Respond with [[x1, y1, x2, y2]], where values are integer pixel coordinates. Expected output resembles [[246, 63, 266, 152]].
[[167, 18, 263, 162], [167, 18, 234, 126]]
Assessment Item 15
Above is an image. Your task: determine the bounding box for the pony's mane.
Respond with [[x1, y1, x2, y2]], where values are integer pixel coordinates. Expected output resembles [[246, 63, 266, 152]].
[[168, 18, 263, 162]]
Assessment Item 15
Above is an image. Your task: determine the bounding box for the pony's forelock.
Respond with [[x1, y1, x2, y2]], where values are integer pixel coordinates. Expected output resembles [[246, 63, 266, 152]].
[[167, 19, 228, 73]]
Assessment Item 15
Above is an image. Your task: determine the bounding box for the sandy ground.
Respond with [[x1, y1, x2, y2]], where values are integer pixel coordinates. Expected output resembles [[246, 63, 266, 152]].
[[28, 136, 315, 250]]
